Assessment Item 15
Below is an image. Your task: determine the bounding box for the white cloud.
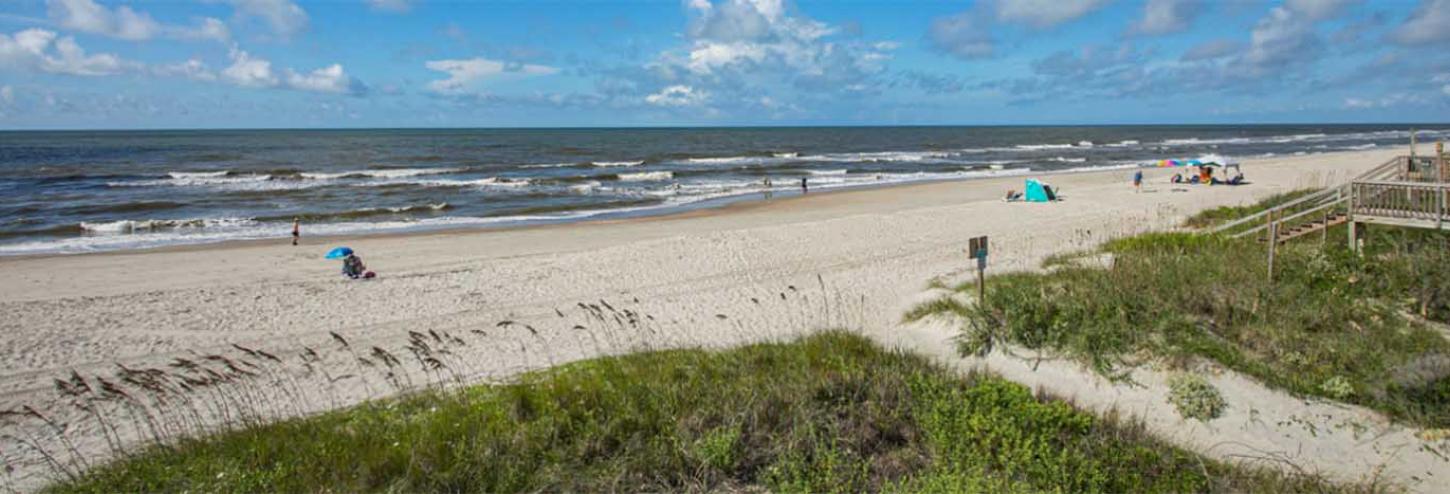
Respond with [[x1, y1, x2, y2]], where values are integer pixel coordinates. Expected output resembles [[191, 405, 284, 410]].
[[424, 58, 559, 94], [214, 47, 363, 94], [0, 85, 13, 105], [285, 64, 358, 94], [929, 11, 994, 59], [1284, 0, 1358, 21], [46, 0, 228, 42], [367, 0, 413, 13], [221, 47, 278, 87], [667, 0, 891, 82], [229, 0, 308, 37], [154, 58, 216, 81], [0, 28, 129, 76], [994, 0, 1111, 29], [1180, 38, 1240, 61], [1392, 0, 1450, 45], [1131, 0, 1202, 35], [1239, 7, 1318, 74], [645, 85, 708, 106]]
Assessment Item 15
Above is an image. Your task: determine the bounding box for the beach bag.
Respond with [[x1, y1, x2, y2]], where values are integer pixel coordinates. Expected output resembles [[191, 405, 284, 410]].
[[363, 271, 376, 279]]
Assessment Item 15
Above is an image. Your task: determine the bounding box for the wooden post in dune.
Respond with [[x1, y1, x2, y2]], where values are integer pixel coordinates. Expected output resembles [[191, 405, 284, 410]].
[[1266, 209, 1276, 283], [969, 236, 988, 305]]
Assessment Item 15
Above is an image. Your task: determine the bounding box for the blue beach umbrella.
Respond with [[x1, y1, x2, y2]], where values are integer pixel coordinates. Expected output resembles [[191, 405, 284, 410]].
[[325, 247, 353, 259]]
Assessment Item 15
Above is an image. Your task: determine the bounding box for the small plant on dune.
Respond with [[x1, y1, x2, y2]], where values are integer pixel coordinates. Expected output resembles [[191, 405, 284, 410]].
[[1320, 375, 1354, 400], [1167, 374, 1226, 421]]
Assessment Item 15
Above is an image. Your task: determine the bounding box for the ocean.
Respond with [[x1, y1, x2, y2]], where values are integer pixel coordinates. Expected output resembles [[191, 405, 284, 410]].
[[2, 125, 1445, 255]]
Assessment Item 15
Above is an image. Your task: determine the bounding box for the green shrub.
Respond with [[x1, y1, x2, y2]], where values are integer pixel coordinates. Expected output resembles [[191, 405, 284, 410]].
[[910, 193, 1450, 427], [1167, 374, 1227, 421]]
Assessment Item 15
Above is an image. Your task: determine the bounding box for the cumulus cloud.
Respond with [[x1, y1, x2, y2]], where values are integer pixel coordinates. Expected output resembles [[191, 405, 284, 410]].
[[929, 11, 994, 59], [0, 28, 129, 76], [993, 0, 1112, 29], [424, 57, 559, 94], [660, 1, 894, 90], [1392, 0, 1450, 45], [367, 0, 413, 13], [46, 0, 229, 42], [1130, 0, 1203, 35], [228, 0, 308, 37], [217, 47, 366, 94], [645, 85, 709, 106]]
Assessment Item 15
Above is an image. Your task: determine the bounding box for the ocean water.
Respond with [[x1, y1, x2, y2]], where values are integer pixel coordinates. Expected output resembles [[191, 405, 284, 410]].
[[2, 125, 1445, 255]]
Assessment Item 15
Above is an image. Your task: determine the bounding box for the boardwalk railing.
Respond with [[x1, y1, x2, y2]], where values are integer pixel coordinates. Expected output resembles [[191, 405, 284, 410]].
[[1211, 155, 1404, 238], [1349, 180, 1450, 229]]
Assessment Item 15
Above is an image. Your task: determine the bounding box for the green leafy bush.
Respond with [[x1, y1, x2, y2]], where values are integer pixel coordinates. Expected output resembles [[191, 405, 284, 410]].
[[1167, 374, 1227, 421]]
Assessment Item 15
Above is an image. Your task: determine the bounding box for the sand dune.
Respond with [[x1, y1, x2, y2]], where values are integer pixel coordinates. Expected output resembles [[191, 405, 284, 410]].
[[1, 146, 1443, 491]]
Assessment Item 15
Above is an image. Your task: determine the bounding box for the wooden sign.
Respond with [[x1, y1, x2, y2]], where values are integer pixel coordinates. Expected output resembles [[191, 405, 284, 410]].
[[968, 236, 989, 259]]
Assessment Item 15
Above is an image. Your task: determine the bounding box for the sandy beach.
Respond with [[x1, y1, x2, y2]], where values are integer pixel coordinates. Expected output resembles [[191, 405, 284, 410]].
[[2, 146, 1443, 490]]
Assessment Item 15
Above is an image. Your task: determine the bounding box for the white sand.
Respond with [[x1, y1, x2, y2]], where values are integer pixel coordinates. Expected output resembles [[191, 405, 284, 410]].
[[1, 146, 1445, 491]]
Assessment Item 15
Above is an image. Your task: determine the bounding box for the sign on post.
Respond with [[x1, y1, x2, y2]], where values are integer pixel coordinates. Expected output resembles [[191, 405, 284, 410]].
[[968, 235, 988, 303]]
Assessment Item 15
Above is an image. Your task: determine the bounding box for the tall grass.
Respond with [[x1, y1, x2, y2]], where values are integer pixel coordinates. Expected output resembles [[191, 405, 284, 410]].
[[49, 332, 1365, 493], [1181, 188, 1321, 228], [914, 204, 1450, 427]]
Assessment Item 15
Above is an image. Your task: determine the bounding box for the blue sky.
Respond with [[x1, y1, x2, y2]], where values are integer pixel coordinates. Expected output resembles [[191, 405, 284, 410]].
[[0, 0, 1446, 129]]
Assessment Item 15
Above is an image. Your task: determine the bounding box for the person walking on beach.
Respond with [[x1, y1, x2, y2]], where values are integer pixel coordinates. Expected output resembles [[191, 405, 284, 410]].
[[291, 217, 300, 246], [800, 177, 808, 194], [1132, 170, 1143, 193]]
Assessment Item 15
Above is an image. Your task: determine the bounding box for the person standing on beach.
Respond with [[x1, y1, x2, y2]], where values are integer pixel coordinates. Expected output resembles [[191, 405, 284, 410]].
[[291, 217, 300, 246], [1132, 170, 1143, 193], [801, 177, 808, 194], [763, 176, 773, 199]]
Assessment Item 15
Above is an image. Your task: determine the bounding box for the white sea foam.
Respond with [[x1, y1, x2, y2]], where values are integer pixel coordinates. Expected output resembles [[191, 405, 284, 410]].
[[1077, 141, 1094, 147], [520, 162, 579, 169], [685, 156, 762, 165], [807, 169, 848, 175], [1015, 144, 1075, 151], [168, 171, 229, 179], [300, 168, 463, 180], [592, 160, 644, 167], [79, 217, 257, 234], [773, 152, 799, 158], [618, 171, 673, 181], [1052, 157, 1088, 163]]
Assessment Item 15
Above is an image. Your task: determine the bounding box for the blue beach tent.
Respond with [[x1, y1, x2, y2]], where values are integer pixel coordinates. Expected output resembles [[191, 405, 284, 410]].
[[1024, 179, 1050, 202]]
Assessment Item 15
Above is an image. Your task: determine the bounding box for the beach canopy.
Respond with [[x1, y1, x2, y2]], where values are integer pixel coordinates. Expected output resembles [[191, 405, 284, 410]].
[[1024, 179, 1051, 202], [1157, 159, 1181, 167], [325, 246, 353, 259]]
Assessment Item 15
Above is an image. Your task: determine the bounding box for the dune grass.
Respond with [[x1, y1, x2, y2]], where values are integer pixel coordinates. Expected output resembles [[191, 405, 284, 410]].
[[49, 332, 1364, 493], [1181, 188, 1321, 229], [913, 200, 1450, 428]]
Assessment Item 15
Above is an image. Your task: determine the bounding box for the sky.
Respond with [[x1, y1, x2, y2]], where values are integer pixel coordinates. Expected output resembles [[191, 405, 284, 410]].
[[0, 0, 1447, 129]]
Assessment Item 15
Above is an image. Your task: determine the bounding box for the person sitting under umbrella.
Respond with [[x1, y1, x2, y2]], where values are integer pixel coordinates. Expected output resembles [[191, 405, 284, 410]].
[[326, 247, 374, 279], [343, 253, 366, 279]]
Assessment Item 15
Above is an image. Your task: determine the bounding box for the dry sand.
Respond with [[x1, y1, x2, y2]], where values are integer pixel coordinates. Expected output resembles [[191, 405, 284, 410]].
[[2, 146, 1446, 491]]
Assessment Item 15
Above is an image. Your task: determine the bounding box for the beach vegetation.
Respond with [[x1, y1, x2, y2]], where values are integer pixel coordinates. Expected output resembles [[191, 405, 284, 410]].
[[1166, 374, 1227, 421], [48, 332, 1363, 493], [913, 196, 1450, 428]]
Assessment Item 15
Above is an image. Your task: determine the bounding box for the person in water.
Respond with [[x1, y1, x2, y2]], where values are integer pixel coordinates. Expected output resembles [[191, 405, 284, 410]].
[[291, 217, 300, 246], [800, 177, 808, 194], [342, 253, 366, 279]]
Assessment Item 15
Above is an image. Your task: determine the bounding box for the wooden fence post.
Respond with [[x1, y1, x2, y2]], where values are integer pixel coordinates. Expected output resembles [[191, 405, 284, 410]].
[[1266, 209, 1276, 283]]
